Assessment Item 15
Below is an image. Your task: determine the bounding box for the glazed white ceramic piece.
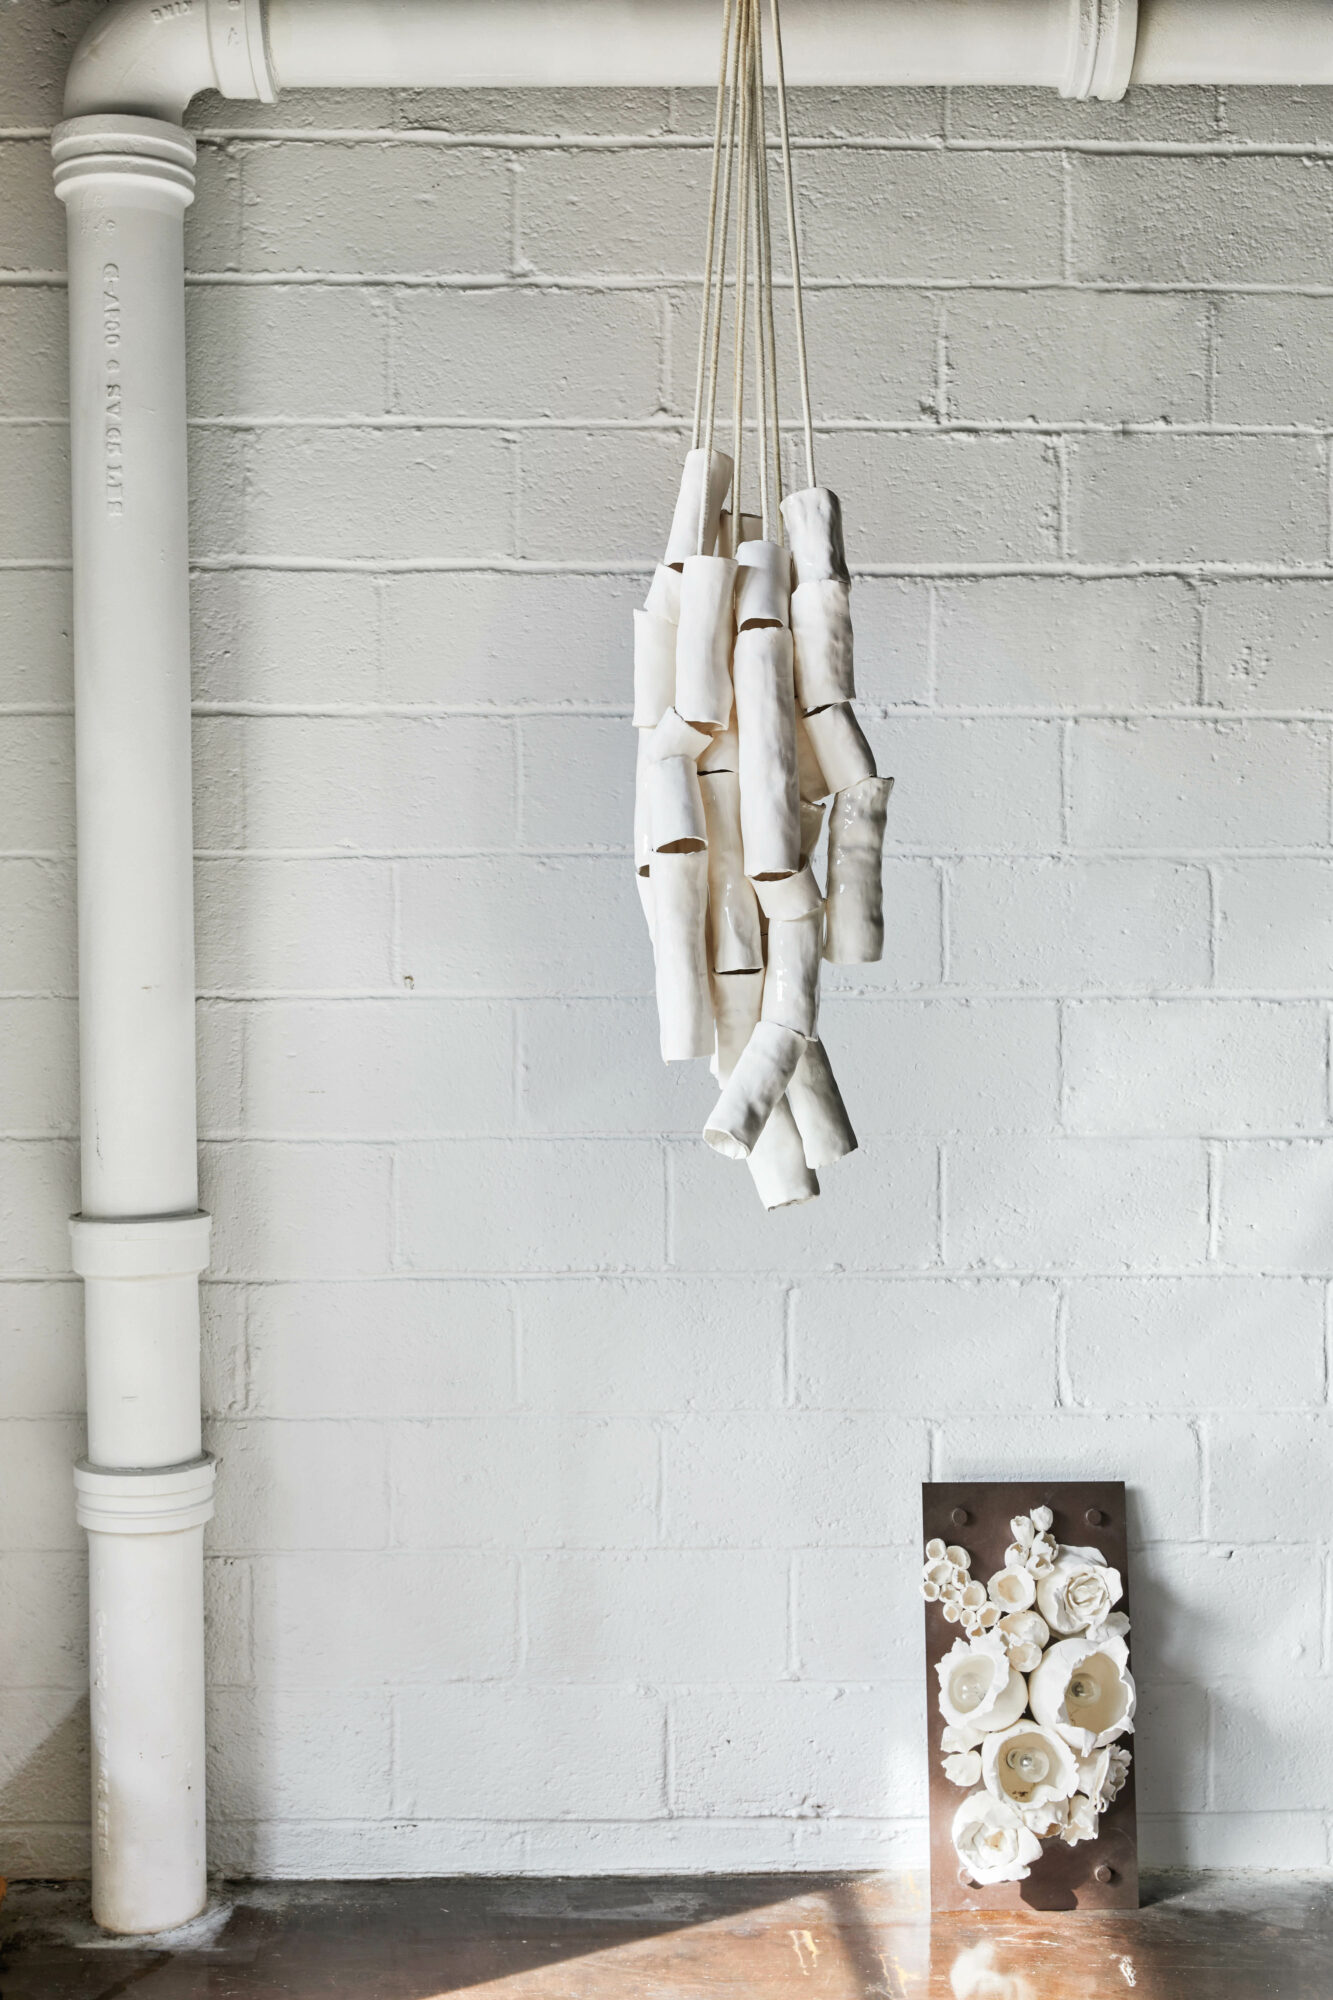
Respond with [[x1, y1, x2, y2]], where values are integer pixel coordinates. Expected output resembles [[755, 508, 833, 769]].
[[652, 848, 713, 1062], [710, 965, 764, 1082], [703, 1018, 806, 1158], [747, 1093, 820, 1209], [803, 701, 877, 793], [736, 538, 793, 630], [734, 626, 801, 878], [635, 870, 655, 945], [1036, 1547, 1124, 1636], [664, 446, 733, 567], [675, 553, 738, 731], [780, 485, 851, 587], [700, 770, 763, 974], [799, 798, 826, 860], [632, 608, 677, 728], [634, 733, 654, 877], [719, 510, 763, 559], [643, 562, 682, 623], [981, 1721, 1079, 1815], [952, 1791, 1043, 1887], [795, 712, 829, 803], [786, 1037, 858, 1167], [825, 774, 894, 965], [936, 1632, 1029, 1736], [698, 724, 739, 774], [752, 862, 823, 923], [1028, 1632, 1137, 1757], [791, 577, 855, 711], [648, 754, 707, 854], [647, 707, 713, 763], [761, 910, 824, 1038]]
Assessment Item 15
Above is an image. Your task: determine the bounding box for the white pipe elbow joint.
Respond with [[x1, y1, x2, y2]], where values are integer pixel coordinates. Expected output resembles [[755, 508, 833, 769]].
[[64, 0, 274, 120]]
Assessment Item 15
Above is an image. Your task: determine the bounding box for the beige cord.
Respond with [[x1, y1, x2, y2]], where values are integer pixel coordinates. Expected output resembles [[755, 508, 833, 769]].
[[697, 0, 744, 555], [752, 5, 784, 528], [692, 0, 736, 453], [729, 0, 753, 529], [769, 0, 816, 489]]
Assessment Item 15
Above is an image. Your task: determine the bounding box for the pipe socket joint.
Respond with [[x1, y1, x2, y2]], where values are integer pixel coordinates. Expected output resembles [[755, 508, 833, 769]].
[[70, 1210, 212, 1279], [1060, 0, 1138, 99], [52, 113, 197, 207], [75, 1454, 216, 1536]]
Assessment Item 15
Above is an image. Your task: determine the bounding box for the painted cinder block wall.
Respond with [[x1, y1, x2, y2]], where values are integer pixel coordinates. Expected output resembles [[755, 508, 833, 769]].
[[4, 1, 1333, 1877]]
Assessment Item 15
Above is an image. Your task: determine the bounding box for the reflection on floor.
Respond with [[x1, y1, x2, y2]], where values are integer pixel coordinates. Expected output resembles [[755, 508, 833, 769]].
[[2, 1871, 1327, 1998]]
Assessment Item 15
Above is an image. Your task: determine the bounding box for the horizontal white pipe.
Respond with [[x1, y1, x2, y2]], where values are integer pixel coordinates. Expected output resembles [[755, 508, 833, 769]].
[[64, 0, 1333, 120]]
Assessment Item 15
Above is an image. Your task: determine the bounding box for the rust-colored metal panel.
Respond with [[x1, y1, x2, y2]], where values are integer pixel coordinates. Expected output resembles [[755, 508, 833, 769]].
[[923, 1479, 1139, 1915]]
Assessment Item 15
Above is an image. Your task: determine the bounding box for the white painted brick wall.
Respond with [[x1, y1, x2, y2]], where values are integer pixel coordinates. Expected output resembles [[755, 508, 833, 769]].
[[3, 9, 1333, 1877]]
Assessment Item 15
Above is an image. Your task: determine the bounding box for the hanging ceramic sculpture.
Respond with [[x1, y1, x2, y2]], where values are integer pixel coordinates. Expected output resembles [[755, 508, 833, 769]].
[[632, 0, 891, 1210]]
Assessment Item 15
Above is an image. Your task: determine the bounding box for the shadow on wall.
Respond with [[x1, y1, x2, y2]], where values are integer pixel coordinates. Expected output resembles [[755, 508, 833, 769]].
[[0, 1694, 90, 1875]]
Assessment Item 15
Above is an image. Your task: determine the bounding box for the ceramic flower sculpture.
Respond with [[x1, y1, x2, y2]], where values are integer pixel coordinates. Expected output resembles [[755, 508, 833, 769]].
[[923, 1506, 1136, 1887]]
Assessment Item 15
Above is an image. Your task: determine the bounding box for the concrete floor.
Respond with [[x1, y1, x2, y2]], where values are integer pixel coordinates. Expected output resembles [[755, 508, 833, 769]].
[[1, 1872, 1329, 1998]]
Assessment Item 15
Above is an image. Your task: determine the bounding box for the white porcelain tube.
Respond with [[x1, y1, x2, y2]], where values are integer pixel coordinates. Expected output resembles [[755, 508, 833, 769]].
[[53, 114, 214, 1937]]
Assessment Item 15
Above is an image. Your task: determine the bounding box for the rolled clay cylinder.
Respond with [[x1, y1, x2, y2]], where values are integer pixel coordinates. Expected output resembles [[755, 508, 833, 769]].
[[648, 755, 706, 854], [791, 578, 855, 711], [824, 774, 894, 966], [803, 702, 877, 793], [734, 626, 801, 878], [632, 609, 677, 729], [698, 725, 739, 773], [795, 713, 829, 803], [635, 869, 656, 947], [634, 732, 653, 876], [719, 510, 764, 559], [736, 539, 792, 630], [647, 707, 712, 763], [761, 909, 823, 1038], [748, 1093, 820, 1209], [644, 562, 682, 622], [753, 863, 823, 924], [787, 1038, 858, 1169], [710, 964, 763, 1082], [653, 848, 713, 1061], [701, 770, 763, 974], [703, 1018, 806, 1158], [800, 799, 827, 861], [780, 486, 851, 587], [665, 447, 733, 567], [675, 554, 737, 731]]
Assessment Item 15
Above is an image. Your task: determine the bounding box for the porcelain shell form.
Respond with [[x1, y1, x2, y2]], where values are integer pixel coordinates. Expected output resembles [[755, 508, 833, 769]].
[[803, 701, 878, 794], [824, 775, 893, 965], [703, 1019, 807, 1159], [951, 1791, 1043, 1888], [791, 577, 855, 711], [760, 909, 823, 1038], [786, 1038, 858, 1168], [675, 554, 737, 731], [700, 770, 763, 974], [734, 625, 801, 878], [746, 1093, 820, 1209], [651, 849, 712, 1062], [1028, 1631, 1137, 1757], [664, 446, 733, 567], [736, 538, 793, 630], [980, 1720, 1079, 1815], [936, 1633, 1029, 1737], [780, 485, 851, 587]]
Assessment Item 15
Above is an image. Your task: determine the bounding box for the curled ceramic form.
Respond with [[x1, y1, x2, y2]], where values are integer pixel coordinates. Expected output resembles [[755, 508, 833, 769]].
[[952, 1791, 1042, 1887], [803, 702, 877, 793], [936, 1633, 1028, 1737], [1079, 1743, 1132, 1813], [996, 1609, 1050, 1674], [698, 725, 739, 774], [734, 626, 801, 878], [799, 798, 826, 861], [752, 863, 823, 923], [944, 1750, 983, 1789], [988, 1566, 1037, 1614], [825, 775, 893, 965], [675, 554, 737, 731], [652, 849, 712, 1063], [647, 707, 713, 764], [664, 446, 733, 567], [791, 578, 855, 711], [634, 870, 655, 946], [761, 910, 824, 1038], [1029, 1631, 1136, 1757], [747, 1092, 820, 1209], [780, 485, 851, 587], [648, 754, 706, 854], [643, 562, 682, 623], [700, 770, 763, 974], [736, 538, 792, 630], [703, 1018, 806, 1159], [632, 609, 677, 729], [795, 712, 829, 803], [633, 733, 653, 878], [786, 1039, 857, 1168], [1036, 1548, 1124, 1637], [981, 1721, 1079, 1817], [710, 965, 763, 1083]]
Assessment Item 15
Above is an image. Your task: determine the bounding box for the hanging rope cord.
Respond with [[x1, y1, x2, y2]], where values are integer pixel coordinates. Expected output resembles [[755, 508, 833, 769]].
[[768, 0, 816, 491], [695, 0, 743, 556], [729, 0, 754, 539], [750, 6, 784, 540]]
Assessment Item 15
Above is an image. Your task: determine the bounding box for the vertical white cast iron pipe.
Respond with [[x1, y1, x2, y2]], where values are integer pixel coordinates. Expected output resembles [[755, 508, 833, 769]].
[[52, 114, 216, 1937]]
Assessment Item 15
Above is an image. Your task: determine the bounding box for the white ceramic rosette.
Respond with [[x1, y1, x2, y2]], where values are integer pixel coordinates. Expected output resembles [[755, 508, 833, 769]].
[[924, 1504, 1134, 1886], [629, 0, 891, 1210]]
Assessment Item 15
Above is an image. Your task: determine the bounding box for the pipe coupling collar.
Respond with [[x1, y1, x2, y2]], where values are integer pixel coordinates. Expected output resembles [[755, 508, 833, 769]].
[[70, 1211, 211, 1279], [76, 1454, 216, 1535], [207, 0, 276, 103], [52, 113, 196, 204], [1061, 0, 1138, 100]]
